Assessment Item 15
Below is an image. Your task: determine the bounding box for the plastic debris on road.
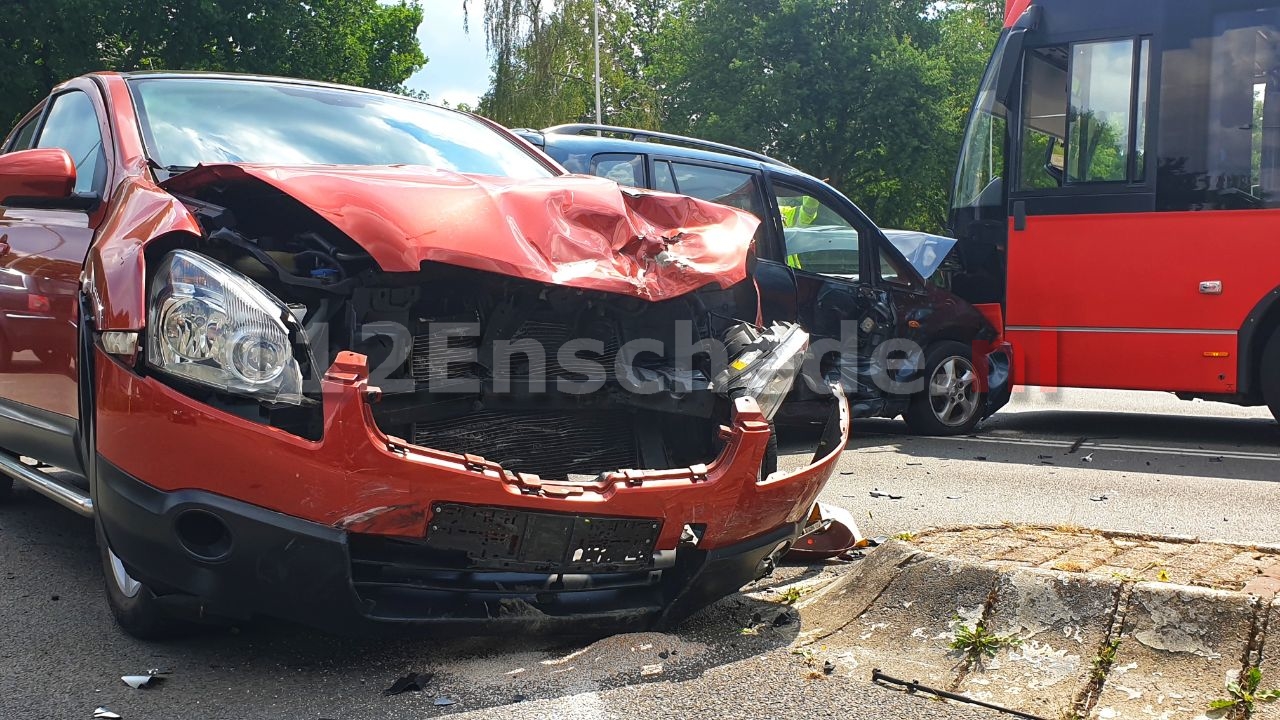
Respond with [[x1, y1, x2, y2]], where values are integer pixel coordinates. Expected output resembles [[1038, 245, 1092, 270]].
[[121, 669, 168, 690], [93, 708, 122, 719], [383, 672, 434, 696]]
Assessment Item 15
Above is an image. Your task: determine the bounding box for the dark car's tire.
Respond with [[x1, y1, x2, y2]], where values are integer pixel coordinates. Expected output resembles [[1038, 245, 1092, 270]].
[[904, 341, 986, 436], [0, 474, 11, 501], [1261, 332, 1280, 425], [0, 331, 11, 372], [97, 519, 189, 640]]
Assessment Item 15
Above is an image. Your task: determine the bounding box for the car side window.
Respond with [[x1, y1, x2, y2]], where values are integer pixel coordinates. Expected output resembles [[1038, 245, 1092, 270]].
[[590, 153, 645, 188], [773, 182, 861, 280], [35, 91, 106, 195], [879, 246, 912, 286], [654, 160, 677, 192], [5, 113, 41, 153], [667, 162, 767, 220]]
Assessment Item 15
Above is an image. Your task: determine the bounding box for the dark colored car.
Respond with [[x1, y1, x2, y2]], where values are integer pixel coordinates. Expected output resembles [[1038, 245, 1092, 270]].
[[519, 124, 1013, 435], [0, 73, 849, 639]]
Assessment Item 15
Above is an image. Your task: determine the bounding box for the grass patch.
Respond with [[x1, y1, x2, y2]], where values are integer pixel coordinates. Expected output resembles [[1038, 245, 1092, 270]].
[[1208, 667, 1280, 716], [950, 619, 1022, 663]]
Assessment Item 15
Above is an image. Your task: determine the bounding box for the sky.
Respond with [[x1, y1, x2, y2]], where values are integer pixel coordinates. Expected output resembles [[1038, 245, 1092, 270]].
[[401, 2, 492, 107]]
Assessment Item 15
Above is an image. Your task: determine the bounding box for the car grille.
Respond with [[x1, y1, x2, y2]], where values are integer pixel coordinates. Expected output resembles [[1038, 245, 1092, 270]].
[[412, 409, 639, 479], [410, 319, 481, 381], [409, 317, 621, 383]]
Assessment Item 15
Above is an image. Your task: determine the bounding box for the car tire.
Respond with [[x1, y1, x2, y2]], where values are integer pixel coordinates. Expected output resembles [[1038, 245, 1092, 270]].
[[97, 519, 189, 640], [1262, 332, 1280, 425], [0, 474, 11, 501], [0, 331, 10, 372], [904, 341, 986, 436]]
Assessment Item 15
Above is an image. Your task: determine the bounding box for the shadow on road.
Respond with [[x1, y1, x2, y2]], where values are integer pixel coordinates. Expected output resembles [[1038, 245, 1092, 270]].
[[0, 486, 817, 720], [779, 408, 1280, 483]]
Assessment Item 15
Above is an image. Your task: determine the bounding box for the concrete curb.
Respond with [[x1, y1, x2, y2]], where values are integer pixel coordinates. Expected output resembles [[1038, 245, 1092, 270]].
[[797, 536, 1280, 720]]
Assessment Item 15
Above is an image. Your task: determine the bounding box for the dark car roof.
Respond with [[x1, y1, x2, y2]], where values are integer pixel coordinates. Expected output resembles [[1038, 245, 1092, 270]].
[[521, 129, 808, 181]]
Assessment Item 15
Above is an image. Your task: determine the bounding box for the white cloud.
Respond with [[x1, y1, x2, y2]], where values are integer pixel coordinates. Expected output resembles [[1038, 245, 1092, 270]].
[[387, 1, 492, 106]]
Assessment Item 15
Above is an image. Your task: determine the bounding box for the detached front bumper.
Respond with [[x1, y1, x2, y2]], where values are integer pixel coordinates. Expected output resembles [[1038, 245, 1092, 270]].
[[93, 351, 850, 634]]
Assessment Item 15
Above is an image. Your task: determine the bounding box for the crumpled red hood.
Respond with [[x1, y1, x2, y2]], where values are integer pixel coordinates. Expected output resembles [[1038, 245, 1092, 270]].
[[163, 164, 760, 300]]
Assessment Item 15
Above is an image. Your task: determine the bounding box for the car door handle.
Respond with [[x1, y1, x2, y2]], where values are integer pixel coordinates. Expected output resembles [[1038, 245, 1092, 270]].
[[1199, 280, 1222, 295]]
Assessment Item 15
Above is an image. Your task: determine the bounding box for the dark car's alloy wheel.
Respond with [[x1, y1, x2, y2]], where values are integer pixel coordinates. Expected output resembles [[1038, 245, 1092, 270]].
[[904, 341, 986, 436]]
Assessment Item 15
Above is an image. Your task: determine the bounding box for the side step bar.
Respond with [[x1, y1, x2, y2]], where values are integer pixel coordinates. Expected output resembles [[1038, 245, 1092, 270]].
[[0, 453, 93, 517]]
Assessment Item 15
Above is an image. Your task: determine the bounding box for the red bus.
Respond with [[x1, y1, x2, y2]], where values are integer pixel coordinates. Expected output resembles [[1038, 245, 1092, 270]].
[[950, 0, 1280, 423]]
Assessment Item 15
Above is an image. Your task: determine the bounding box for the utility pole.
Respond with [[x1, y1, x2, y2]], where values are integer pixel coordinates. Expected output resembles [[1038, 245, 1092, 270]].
[[593, 0, 602, 129]]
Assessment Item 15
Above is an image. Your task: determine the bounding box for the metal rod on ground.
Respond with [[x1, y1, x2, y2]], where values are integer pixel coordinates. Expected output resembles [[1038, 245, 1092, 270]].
[[871, 669, 1050, 720], [593, 0, 602, 133]]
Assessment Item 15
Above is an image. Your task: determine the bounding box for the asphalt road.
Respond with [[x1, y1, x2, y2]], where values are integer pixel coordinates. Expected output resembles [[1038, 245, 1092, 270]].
[[1, 388, 1276, 720]]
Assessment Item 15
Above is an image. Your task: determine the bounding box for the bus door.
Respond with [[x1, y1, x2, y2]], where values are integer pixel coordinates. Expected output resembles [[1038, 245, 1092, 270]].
[[954, 1, 1280, 395]]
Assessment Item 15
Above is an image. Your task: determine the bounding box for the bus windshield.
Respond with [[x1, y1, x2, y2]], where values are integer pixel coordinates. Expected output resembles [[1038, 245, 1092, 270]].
[[952, 31, 1010, 210]]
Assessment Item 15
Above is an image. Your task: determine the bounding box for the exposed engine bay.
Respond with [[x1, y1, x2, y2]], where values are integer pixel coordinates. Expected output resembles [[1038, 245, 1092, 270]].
[[143, 182, 803, 482]]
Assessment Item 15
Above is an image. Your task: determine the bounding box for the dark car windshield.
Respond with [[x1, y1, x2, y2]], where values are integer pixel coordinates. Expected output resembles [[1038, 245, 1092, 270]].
[[128, 78, 553, 179]]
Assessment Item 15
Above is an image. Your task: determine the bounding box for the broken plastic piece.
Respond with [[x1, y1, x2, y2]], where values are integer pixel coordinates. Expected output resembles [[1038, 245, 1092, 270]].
[[93, 708, 122, 720], [869, 489, 904, 500], [434, 697, 456, 706], [120, 673, 165, 690], [383, 672, 434, 696], [641, 664, 664, 677], [823, 660, 836, 675], [1090, 495, 1108, 502], [787, 502, 864, 560]]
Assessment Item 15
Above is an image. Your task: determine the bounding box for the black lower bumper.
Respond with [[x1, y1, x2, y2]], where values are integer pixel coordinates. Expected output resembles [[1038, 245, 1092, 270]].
[[94, 458, 798, 637]]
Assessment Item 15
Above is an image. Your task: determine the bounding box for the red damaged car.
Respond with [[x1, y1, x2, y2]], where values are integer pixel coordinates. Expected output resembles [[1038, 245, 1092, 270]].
[[0, 73, 849, 638]]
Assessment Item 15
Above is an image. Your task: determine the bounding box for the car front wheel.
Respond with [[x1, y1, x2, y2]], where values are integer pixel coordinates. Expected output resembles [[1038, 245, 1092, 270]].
[[97, 519, 189, 640], [904, 341, 986, 436]]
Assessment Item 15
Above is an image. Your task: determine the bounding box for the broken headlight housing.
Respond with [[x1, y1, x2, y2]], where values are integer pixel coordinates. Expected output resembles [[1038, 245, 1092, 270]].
[[148, 250, 305, 405], [714, 323, 809, 421]]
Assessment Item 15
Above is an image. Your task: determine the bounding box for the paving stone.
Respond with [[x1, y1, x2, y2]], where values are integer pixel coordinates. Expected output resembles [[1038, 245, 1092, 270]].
[[1092, 584, 1258, 720], [808, 548, 1003, 690], [1250, 599, 1280, 720], [1041, 544, 1121, 573], [1243, 577, 1280, 599], [995, 544, 1066, 566], [796, 540, 921, 642], [1107, 546, 1183, 574], [958, 568, 1121, 719]]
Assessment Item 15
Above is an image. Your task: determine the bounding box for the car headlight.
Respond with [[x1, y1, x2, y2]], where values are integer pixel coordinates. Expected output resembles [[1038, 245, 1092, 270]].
[[148, 250, 305, 405], [714, 323, 809, 421]]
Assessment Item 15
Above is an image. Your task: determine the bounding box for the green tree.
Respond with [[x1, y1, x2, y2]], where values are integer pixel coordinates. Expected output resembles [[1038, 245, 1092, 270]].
[[470, 0, 666, 129], [655, 0, 954, 230], [0, 0, 426, 129]]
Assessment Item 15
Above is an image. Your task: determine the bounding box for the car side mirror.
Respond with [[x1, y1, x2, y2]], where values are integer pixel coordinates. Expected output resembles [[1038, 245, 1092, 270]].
[[0, 148, 77, 206]]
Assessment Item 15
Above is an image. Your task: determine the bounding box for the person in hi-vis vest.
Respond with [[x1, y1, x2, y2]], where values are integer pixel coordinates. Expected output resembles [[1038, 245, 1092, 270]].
[[782, 195, 820, 268]]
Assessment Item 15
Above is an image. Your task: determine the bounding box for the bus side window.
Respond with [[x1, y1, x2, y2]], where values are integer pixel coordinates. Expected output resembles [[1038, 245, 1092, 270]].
[[1017, 39, 1150, 190], [1158, 8, 1280, 211]]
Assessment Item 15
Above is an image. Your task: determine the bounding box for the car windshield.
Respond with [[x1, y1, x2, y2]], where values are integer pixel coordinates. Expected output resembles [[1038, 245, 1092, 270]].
[[128, 77, 553, 179]]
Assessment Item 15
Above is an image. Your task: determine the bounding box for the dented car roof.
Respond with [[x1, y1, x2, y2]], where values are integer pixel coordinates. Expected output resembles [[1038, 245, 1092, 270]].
[[164, 164, 761, 301]]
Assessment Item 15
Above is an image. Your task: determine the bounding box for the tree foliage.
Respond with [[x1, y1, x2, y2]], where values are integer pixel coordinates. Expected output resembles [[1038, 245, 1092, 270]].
[[0, 0, 427, 129], [472, 0, 1005, 232], [470, 0, 663, 129]]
